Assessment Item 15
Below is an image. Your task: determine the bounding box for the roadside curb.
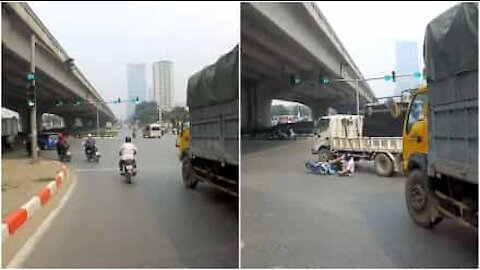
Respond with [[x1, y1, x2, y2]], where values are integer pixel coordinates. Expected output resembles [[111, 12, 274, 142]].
[[2, 164, 68, 244]]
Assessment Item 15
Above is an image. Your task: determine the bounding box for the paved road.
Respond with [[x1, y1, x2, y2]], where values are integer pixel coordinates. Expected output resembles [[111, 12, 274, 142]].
[[241, 138, 477, 268], [19, 131, 238, 268]]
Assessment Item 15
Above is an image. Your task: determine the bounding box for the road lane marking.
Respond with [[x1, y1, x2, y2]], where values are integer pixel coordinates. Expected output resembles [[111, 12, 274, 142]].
[[6, 175, 78, 268]]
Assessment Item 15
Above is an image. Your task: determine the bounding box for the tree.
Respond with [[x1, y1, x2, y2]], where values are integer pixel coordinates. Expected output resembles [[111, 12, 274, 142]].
[[163, 106, 188, 129], [271, 104, 289, 116], [134, 102, 159, 125]]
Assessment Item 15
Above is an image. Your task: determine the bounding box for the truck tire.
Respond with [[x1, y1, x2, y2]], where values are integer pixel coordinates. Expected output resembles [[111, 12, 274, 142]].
[[182, 156, 198, 189], [374, 153, 394, 177], [318, 148, 331, 162], [405, 170, 443, 227]]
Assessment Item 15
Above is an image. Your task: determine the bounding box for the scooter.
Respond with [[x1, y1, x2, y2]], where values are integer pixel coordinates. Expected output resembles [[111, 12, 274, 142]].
[[58, 144, 71, 162], [122, 159, 137, 184], [85, 146, 101, 162]]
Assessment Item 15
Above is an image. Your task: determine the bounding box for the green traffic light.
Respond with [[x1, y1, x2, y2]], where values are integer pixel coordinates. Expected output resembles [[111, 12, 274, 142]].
[[320, 76, 330, 85], [290, 74, 302, 86], [384, 75, 392, 81], [413, 71, 422, 79], [27, 72, 35, 81]]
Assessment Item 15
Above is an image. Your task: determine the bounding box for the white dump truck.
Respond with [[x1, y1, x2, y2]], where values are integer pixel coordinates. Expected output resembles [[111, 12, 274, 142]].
[[311, 114, 403, 177]]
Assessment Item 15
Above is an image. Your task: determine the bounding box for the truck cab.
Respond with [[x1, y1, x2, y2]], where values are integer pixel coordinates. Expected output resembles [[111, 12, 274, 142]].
[[312, 114, 362, 161], [402, 85, 428, 174]]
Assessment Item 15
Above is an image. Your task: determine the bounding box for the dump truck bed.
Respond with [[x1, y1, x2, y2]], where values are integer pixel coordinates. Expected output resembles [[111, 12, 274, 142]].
[[331, 137, 402, 154]]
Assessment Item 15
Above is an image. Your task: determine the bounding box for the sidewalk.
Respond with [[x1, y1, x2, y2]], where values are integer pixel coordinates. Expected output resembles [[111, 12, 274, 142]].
[[2, 156, 61, 220], [2, 149, 72, 267]]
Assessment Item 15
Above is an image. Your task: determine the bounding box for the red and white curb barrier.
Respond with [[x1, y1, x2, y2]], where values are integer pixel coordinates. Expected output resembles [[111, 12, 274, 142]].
[[2, 164, 67, 244]]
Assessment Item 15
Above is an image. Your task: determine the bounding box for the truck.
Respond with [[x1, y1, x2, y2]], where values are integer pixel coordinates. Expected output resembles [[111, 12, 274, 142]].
[[2, 117, 19, 137], [2, 117, 19, 150], [177, 46, 238, 196], [404, 2, 477, 228], [143, 123, 162, 138], [311, 112, 404, 177]]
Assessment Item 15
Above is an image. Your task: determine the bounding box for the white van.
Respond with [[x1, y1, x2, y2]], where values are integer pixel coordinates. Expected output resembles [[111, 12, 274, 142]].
[[143, 123, 162, 138]]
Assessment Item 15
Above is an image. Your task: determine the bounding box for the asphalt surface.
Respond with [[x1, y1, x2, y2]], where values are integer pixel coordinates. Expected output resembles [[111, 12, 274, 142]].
[[19, 130, 238, 268], [241, 138, 478, 268]]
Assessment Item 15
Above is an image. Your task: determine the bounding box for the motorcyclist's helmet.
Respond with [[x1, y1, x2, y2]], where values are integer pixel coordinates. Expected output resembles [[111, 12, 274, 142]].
[[87, 133, 92, 138], [125, 136, 131, 143]]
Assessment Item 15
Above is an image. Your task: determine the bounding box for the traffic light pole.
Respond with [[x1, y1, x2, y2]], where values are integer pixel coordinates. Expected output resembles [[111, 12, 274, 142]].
[[355, 79, 360, 116], [329, 72, 418, 116], [30, 35, 38, 161]]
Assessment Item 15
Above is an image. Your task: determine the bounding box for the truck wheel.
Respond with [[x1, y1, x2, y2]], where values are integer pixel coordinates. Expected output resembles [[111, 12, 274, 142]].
[[182, 156, 198, 189], [318, 148, 331, 162], [405, 170, 443, 227], [374, 153, 394, 177]]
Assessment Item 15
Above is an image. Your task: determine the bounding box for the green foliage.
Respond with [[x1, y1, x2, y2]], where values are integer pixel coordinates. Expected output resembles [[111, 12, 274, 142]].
[[134, 102, 159, 125]]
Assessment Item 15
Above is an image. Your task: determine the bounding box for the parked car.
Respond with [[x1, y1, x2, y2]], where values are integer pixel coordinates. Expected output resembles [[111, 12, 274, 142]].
[[38, 132, 58, 150]]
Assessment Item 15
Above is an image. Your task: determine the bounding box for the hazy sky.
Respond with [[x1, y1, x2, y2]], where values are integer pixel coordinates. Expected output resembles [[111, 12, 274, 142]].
[[24, 1, 460, 118], [316, 1, 459, 98], [28, 1, 239, 119]]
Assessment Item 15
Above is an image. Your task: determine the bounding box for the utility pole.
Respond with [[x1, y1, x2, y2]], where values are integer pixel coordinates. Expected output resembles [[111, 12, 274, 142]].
[[96, 102, 100, 137], [30, 35, 38, 161]]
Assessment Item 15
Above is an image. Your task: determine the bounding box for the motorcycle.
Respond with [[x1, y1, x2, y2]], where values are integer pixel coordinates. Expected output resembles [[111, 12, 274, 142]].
[[121, 159, 137, 184], [85, 146, 101, 162], [58, 144, 71, 162]]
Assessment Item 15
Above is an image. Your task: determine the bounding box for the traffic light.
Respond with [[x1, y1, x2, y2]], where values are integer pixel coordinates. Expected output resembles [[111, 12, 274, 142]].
[[391, 71, 396, 82], [289, 74, 303, 86], [319, 75, 330, 85], [135, 96, 139, 102], [413, 71, 422, 79], [117, 98, 121, 103], [27, 84, 35, 107], [27, 72, 35, 81]]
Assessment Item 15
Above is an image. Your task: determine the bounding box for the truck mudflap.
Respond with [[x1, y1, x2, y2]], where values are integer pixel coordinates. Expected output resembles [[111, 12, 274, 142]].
[[435, 190, 478, 228]]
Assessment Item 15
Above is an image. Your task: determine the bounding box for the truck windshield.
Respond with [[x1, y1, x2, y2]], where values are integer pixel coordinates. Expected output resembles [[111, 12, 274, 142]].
[[316, 119, 330, 133], [406, 93, 427, 133]]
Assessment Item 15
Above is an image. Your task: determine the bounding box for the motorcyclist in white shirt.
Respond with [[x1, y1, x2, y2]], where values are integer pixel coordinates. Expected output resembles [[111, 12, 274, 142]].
[[119, 136, 138, 174]]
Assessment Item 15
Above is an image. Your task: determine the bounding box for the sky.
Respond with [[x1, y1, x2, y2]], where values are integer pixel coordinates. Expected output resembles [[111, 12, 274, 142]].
[[315, 1, 460, 98], [20, 2, 460, 118], [28, 1, 239, 120]]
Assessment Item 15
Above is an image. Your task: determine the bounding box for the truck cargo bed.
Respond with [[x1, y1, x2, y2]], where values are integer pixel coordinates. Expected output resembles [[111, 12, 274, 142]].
[[189, 99, 238, 166], [331, 137, 402, 153]]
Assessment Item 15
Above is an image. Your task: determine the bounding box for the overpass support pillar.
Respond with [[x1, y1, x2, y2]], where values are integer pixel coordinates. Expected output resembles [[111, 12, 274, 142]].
[[241, 81, 271, 133], [309, 101, 331, 121], [81, 117, 93, 130], [64, 115, 77, 133]]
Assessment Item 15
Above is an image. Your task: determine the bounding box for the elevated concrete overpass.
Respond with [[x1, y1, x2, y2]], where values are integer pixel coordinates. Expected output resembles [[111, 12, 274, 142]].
[[2, 2, 115, 132], [241, 2, 376, 131]]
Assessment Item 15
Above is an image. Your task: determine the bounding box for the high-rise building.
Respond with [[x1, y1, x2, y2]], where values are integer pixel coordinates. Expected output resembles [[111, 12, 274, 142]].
[[127, 64, 147, 118], [395, 41, 421, 95], [152, 61, 173, 112]]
